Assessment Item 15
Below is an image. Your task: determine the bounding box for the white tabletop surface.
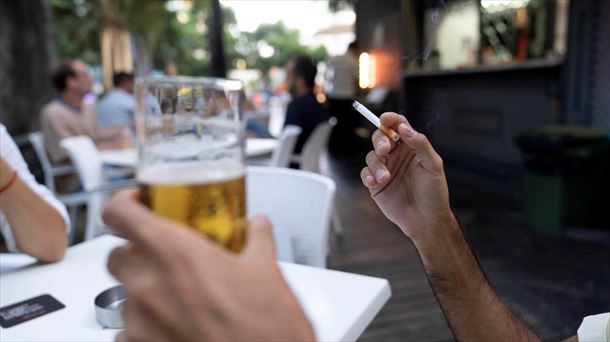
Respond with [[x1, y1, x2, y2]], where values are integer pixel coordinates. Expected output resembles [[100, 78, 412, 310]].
[[0, 235, 390, 341], [100, 138, 278, 168]]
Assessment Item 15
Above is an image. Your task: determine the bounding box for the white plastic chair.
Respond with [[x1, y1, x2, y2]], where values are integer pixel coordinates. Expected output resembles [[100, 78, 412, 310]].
[[292, 117, 337, 173], [246, 166, 335, 268], [249, 125, 302, 168], [28, 132, 91, 242], [27, 132, 76, 193], [59, 136, 135, 241], [290, 118, 343, 237]]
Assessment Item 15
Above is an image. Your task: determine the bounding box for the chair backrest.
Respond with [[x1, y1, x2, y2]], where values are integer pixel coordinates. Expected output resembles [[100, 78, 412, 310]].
[[299, 117, 337, 173], [60, 136, 107, 240], [59, 136, 105, 191], [246, 166, 335, 268], [269, 125, 301, 168], [27, 132, 56, 192]]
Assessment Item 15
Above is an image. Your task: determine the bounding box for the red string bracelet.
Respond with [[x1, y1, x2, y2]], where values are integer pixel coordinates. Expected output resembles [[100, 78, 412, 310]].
[[0, 170, 18, 193]]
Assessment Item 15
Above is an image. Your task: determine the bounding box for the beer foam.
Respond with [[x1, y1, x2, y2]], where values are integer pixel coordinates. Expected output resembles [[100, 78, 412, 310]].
[[138, 162, 245, 185]]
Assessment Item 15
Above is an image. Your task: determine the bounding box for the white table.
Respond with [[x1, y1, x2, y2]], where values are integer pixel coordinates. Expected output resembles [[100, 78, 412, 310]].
[[100, 138, 278, 168], [0, 236, 390, 341]]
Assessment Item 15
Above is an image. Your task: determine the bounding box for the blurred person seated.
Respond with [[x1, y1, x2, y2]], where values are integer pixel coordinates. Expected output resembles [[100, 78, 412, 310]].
[[245, 119, 273, 138], [144, 88, 162, 116], [284, 55, 329, 154], [41, 60, 131, 192], [0, 124, 69, 263], [241, 91, 273, 138], [101, 112, 608, 342], [41, 59, 96, 166], [96, 71, 136, 139]]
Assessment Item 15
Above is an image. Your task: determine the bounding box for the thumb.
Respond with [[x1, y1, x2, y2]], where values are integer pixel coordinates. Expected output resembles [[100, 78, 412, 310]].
[[242, 214, 277, 263], [397, 124, 444, 175]]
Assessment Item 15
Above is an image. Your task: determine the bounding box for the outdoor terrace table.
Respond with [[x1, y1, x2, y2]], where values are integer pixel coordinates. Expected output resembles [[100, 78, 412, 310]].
[[100, 138, 278, 168], [0, 235, 390, 341]]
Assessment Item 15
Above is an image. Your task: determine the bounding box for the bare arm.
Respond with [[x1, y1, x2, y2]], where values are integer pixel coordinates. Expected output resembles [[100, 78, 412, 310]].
[[0, 158, 67, 262], [361, 112, 540, 341], [412, 214, 540, 341]]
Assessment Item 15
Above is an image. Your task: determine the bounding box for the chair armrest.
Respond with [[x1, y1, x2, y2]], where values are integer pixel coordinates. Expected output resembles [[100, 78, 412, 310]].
[[50, 164, 76, 176], [56, 179, 136, 206], [290, 155, 302, 163], [103, 167, 134, 179], [89, 179, 137, 193]]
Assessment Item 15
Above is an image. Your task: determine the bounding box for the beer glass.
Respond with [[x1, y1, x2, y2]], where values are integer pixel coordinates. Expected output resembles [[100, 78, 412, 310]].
[[135, 76, 246, 252]]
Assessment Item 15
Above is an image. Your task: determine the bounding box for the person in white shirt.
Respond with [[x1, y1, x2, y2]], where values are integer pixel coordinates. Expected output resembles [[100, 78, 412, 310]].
[[0, 124, 70, 262]]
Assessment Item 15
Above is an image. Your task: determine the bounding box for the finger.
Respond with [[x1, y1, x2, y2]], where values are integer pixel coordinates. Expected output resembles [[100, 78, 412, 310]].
[[242, 214, 276, 264], [371, 130, 394, 156], [379, 112, 408, 130], [108, 247, 187, 338], [365, 151, 390, 184], [122, 299, 176, 342], [116, 330, 128, 342], [102, 189, 194, 256], [107, 244, 152, 283], [360, 167, 376, 188], [397, 124, 444, 175]]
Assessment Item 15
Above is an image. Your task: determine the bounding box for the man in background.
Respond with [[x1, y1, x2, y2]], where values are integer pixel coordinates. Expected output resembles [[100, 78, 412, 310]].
[[41, 59, 95, 166], [41, 61, 132, 193], [96, 71, 135, 131], [284, 55, 328, 154]]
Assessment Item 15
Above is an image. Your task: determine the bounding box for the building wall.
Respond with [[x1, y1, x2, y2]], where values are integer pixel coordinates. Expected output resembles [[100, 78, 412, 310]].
[[591, 0, 610, 130]]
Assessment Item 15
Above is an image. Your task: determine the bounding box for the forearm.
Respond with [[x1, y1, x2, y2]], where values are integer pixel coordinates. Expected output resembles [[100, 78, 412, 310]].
[[411, 214, 540, 342], [0, 175, 67, 262], [95, 126, 132, 149]]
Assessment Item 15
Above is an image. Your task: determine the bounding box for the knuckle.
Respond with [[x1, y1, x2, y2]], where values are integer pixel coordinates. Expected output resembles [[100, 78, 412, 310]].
[[436, 156, 444, 168], [255, 217, 273, 235], [106, 247, 126, 276], [100, 203, 114, 226], [365, 150, 376, 163], [371, 129, 382, 141], [128, 279, 154, 302], [252, 213, 272, 228], [418, 133, 430, 144]]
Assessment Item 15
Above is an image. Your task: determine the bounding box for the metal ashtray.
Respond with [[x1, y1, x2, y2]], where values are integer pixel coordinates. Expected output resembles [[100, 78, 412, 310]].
[[94, 285, 126, 329]]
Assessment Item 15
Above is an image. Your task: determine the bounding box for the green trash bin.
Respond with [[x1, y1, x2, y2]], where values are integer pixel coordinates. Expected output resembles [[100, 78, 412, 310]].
[[515, 126, 610, 234]]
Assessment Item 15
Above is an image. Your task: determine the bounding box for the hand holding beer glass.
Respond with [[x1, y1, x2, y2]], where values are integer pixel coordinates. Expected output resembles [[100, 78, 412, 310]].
[[135, 77, 246, 252]]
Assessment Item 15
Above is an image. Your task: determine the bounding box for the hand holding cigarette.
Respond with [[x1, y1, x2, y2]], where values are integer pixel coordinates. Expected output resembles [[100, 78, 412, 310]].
[[353, 101, 401, 142], [359, 111, 451, 240]]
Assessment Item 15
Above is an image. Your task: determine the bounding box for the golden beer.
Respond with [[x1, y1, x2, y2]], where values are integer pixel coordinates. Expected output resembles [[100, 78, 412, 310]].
[[139, 163, 246, 253]]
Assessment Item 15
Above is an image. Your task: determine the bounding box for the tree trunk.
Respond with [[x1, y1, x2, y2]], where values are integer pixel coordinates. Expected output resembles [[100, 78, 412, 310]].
[[0, 0, 55, 135], [209, 0, 227, 78]]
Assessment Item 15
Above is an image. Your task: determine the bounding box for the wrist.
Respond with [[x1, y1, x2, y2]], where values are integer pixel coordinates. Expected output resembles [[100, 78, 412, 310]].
[[408, 210, 459, 249], [0, 159, 13, 184], [0, 170, 18, 194]]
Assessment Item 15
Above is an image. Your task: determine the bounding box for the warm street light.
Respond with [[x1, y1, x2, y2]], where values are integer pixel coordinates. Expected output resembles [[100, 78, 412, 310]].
[[359, 52, 376, 89]]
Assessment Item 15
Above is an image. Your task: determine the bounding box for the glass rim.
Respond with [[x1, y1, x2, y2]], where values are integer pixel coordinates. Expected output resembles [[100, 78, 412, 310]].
[[136, 76, 243, 91]]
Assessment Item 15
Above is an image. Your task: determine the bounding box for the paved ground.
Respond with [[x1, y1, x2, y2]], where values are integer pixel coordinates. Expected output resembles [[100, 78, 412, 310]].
[[325, 152, 610, 341]]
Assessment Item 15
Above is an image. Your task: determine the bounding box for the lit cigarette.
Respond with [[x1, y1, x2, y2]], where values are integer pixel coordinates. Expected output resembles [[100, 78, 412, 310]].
[[352, 101, 400, 142]]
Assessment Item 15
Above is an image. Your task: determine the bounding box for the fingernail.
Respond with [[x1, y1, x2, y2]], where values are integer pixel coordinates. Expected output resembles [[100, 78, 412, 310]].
[[375, 170, 388, 182], [399, 123, 416, 137], [365, 175, 375, 185]]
